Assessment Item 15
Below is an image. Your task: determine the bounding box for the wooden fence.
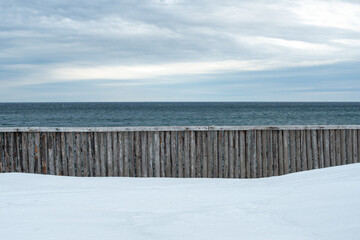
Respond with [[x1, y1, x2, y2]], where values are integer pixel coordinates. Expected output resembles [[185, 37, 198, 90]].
[[0, 126, 359, 178]]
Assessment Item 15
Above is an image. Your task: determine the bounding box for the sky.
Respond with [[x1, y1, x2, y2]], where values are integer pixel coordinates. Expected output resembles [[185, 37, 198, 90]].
[[1, 0, 360, 102]]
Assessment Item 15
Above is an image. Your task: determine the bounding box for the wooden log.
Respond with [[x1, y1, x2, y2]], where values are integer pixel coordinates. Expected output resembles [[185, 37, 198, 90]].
[[130, 132, 135, 177], [154, 131, 161, 177], [218, 131, 224, 178], [11, 132, 16, 172], [207, 131, 213, 178], [190, 131, 196, 178], [0, 133, 3, 172], [353, 129, 358, 163], [82, 132, 88, 177], [183, 131, 189, 178], [67, 132, 75, 176], [235, 130, 240, 178], [266, 131, 273, 177], [165, 131, 171, 177], [240, 131, 246, 178], [47, 132, 55, 175], [148, 131, 154, 177], [75, 132, 81, 176], [229, 130, 235, 178], [106, 132, 113, 177], [88, 132, 95, 176], [289, 130, 296, 173], [213, 131, 219, 178], [55, 132, 61, 175], [329, 130, 336, 166], [335, 130, 341, 166], [60, 133, 67, 176], [223, 131, 229, 178], [323, 130, 330, 168], [28, 133, 35, 173], [250, 130, 257, 178], [119, 132, 124, 177], [202, 131, 208, 178], [256, 130, 262, 177], [171, 131, 177, 177], [346, 130, 353, 164], [160, 131, 165, 177], [306, 130, 313, 170], [261, 130, 268, 177], [340, 130, 346, 165], [101, 132, 107, 176], [40, 132, 47, 174], [358, 130, 360, 163], [21, 132, 29, 173], [124, 132, 130, 177], [300, 130, 307, 171], [295, 131, 301, 172], [4, 132, 10, 172], [177, 131, 183, 177], [272, 131, 278, 176], [196, 131, 202, 177], [278, 130, 284, 176], [282, 130, 289, 175], [94, 132, 101, 177], [317, 130, 324, 169]]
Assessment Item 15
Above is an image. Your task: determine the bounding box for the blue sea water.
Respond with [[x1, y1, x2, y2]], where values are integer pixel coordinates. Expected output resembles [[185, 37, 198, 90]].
[[0, 102, 359, 127]]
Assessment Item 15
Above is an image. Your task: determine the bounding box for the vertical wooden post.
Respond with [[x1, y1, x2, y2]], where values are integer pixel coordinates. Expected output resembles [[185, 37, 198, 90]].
[[94, 132, 101, 177], [160, 131, 165, 177], [124, 132, 130, 177], [141, 131, 147, 177], [196, 131, 202, 177], [119, 132, 124, 177], [75, 132, 81, 176], [106, 132, 113, 177], [177, 131, 183, 177], [183, 131, 189, 178], [340, 130, 346, 165], [295, 131, 301, 172], [165, 131, 171, 177], [306, 130, 313, 170], [61, 132, 67, 176], [154, 131, 161, 177], [55, 132, 61, 175], [289, 130, 296, 173], [234, 130, 240, 178], [317, 130, 324, 169], [346, 130, 353, 164], [21, 132, 28, 173], [88, 132, 95, 176], [323, 130, 330, 168], [218, 131, 224, 178], [0, 133, 3, 173], [353, 129, 358, 163], [213, 131, 219, 178], [283, 130, 289, 175], [251, 130, 257, 178], [278, 130, 284, 176], [229, 130, 235, 178], [171, 131, 177, 177], [47, 132, 55, 175], [148, 131, 154, 177], [40, 132, 47, 174], [202, 131, 208, 178], [81, 132, 88, 177], [190, 131, 196, 178], [256, 130, 262, 177], [67, 132, 75, 176], [240, 131, 246, 178], [300, 130, 307, 171], [28, 133, 35, 173], [112, 132, 119, 176], [207, 131, 213, 178]]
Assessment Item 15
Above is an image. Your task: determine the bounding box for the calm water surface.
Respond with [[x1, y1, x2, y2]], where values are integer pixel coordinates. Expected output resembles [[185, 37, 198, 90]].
[[0, 102, 359, 127]]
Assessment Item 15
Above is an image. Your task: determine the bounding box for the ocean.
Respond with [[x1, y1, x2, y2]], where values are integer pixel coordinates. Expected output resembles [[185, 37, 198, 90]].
[[0, 102, 359, 127]]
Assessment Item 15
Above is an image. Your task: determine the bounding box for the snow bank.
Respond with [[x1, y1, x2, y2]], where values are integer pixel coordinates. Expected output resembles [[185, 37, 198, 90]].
[[1, 164, 360, 240]]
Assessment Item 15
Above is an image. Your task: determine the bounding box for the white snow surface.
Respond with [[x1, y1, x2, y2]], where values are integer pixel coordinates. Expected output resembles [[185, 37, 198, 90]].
[[1, 164, 360, 240]]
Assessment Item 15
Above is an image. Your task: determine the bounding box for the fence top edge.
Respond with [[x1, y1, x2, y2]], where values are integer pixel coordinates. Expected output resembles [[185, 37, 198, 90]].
[[0, 125, 360, 132]]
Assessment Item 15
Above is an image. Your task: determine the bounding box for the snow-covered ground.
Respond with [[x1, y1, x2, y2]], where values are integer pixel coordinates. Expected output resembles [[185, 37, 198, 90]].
[[1, 164, 360, 240]]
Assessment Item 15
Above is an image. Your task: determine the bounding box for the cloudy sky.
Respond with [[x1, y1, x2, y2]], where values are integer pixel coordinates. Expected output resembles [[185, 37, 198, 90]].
[[1, 0, 360, 102]]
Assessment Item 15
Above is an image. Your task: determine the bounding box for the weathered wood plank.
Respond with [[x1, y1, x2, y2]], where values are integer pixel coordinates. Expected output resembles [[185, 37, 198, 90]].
[[267, 130, 273, 177], [141, 131, 147, 177], [55, 132, 61, 175], [67, 132, 75, 176], [340, 130, 346, 165], [282, 130, 289, 175], [34, 132, 41, 174], [81, 132, 88, 177], [21, 132, 28, 173], [335, 130, 341, 166], [250, 130, 257, 178], [229, 130, 235, 178], [183, 131, 189, 178], [300, 130, 307, 171], [358, 130, 360, 163], [278, 130, 284, 176], [329, 130, 336, 166], [353, 129, 358, 163], [106, 132, 113, 177], [15, 132, 21, 172], [295, 131, 301, 172], [317, 130, 324, 169], [234, 130, 240, 178], [323, 130, 330, 168], [177, 131, 183, 177], [202, 131, 208, 178], [196, 131, 202, 177], [0, 133, 3, 172], [218, 131, 224, 178], [88, 132, 95, 176], [224, 131, 229, 178], [213, 131, 219, 178], [112, 132, 119, 176], [119, 132, 124, 177], [190, 131, 196, 178], [171, 131, 177, 177], [272, 131, 279, 176], [256, 130, 262, 177], [60, 133, 67, 175], [47, 132, 55, 175], [306, 130, 313, 170], [154, 131, 161, 177], [124, 132, 130, 177], [147, 131, 154, 177], [28, 133, 35, 173], [240, 130, 246, 178], [207, 131, 213, 178], [4, 133, 10, 172], [129, 132, 135, 177], [289, 130, 296, 173], [311, 130, 319, 169], [11, 132, 16, 172], [160, 131, 165, 177], [100, 132, 107, 176], [261, 130, 267, 177], [40, 132, 47, 174], [75, 133, 81, 176], [346, 130, 353, 164], [94, 132, 101, 177], [165, 131, 171, 177]]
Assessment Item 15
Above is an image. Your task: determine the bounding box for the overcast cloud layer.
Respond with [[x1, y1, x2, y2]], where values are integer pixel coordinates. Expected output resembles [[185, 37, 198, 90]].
[[1, 0, 360, 101]]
